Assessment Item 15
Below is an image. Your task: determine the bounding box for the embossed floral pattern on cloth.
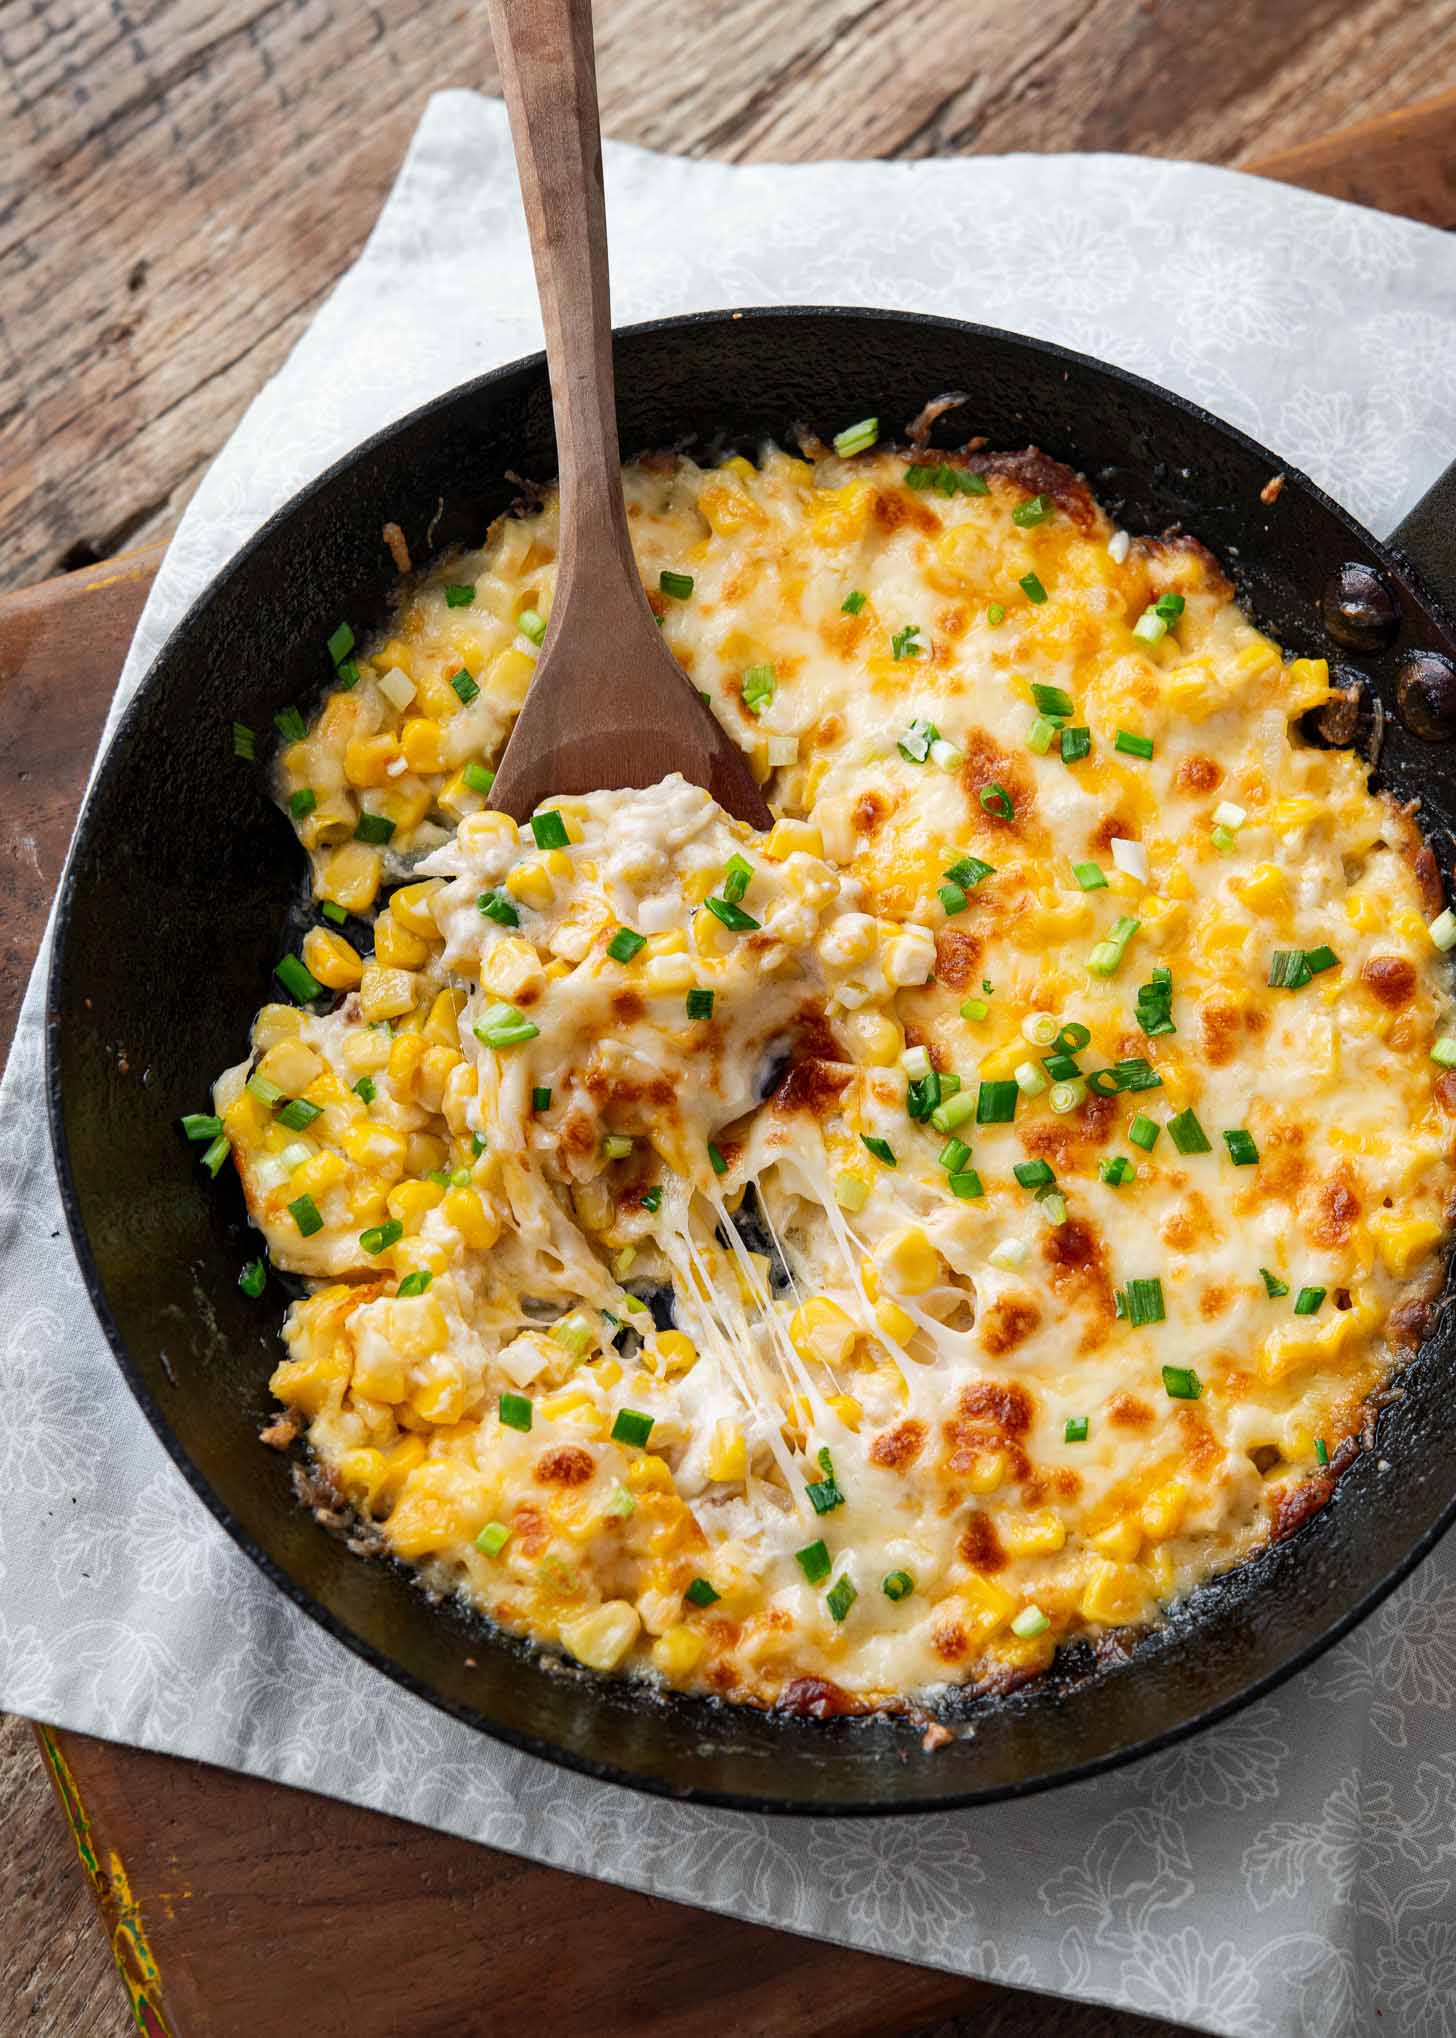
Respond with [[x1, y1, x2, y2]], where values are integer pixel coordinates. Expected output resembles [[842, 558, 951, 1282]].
[[5, 93, 1456, 2038]]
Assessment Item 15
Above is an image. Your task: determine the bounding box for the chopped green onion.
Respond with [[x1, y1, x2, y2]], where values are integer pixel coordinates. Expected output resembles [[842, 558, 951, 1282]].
[[201, 1134, 231, 1177], [1166, 1107, 1210, 1155], [1057, 1021, 1091, 1053], [473, 1002, 540, 1049], [987, 602, 1006, 625], [1304, 945, 1339, 976], [463, 761, 496, 797], [238, 1259, 267, 1297], [233, 722, 256, 760], [833, 417, 878, 458], [1059, 725, 1092, 764], [444, 583, 475, 608], [937, 1137, 971, 1173], [1210, 824, 1237, 852], [1135, 969, 1176, 1038], [958, 471, 990, 495], [795, 1539, 831, 1585], [609, 1408, 655, 1450], [861, 1135, 897, 1167], [1064, 1416, 1089, 1443], [471, 1132, 487, 1157], [290, 787, 317, 820], [707, 1142, 728, 1176], [1432, 1035, 1456, 1068], [270, 709, 306, 750], [930, 1091, 977, 1135], [1088, 916, 1140, 976], [1132, 608, 1169, 644], [289, 1193, 323, 1237], [450, 667, 480, 705], [499, 1393, 533, 1433], [722, 854, 755, 905], [1268, 949, 1311, 990], [834, 1173, 869, 1212], [704, 896, 760, 931], [1112, 1057, 1162, 1093], [334, 660, 360, 690], [532, 1086, 552, 1111], [882, 1570, 914, 1601], [640, 1186, 663, 1214], [842, 590, 867, 615], [1155, 592, 1186, 620], [321, 901, 348, 926], [938, 881, 968, 916], [1293, 1286, 1326, 1316], [476, 1521, 511, 1555], [327, 622, 355, 665], [1162, 1364, 1201, 1400], [353, 1075, 377, 1104], [181, 1112, 223, 1142], [1429, 909, 1456, 951], [1100, 1155, 1135, 1186], [359, 1219, 402, 1255], [606, 926, 646, 963], [1128, 1113, 1160, 1152], [976, 1080, 1019, 1125], [1315, 1437, 1330, 1467], [980, 782, 1014, 821], [397, 1270, 433, 1297], [1260, 1268, 1290, 1297], [806, 1446, 845, 1515], [826, 1574, 858, 1622], [1036, 1185, 1069, 1226], [478, 889, 521, 927], [897, 716, 939, 763], [1012, 494, 1052, 528], [1049, 1080, 1085, 1114], [1020, 571, 1048, 604], [275, 954, 323, 1003], [949, 1169, 985, 1199], [742, 663, 776, 714], [530, 811, 569, 850], [353, 812, 396, 845], [1223, 1128, 1259, 1166], [891, 623, 925, 661], [1011, 1605, 1050, 1638], [518, 608, 548, 645], [659, 570, 694, 600], [277, 1097, 323, 1132], [960, 996, 990, 1022], [686, 988, 715, 1020], [1126, 1277, 1166, 1327], [945, 855, 995, 889], [684, 1576, 720, 1607], [1032, 682, 1074, 718], [1014, 1158, 1055, 1188], [1073, 861, 1108, 892], [1114, 729, 1154, 760], [1026, 713, 1060, 755], [603, 1134, 634, 1161]]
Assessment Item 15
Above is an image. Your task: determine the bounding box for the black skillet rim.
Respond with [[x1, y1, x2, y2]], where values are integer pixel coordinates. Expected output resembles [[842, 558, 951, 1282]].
[[46, 303, 1456, 1815]]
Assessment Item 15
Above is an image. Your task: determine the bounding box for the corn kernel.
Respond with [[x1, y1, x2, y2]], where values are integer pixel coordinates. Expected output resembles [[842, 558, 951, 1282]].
[[360, 965, 418, 1022], [958, 1570, 1017, 1642], [873, 1296, 916, 1347], [423, 987, 466, 1046], [269, 1347, 350, 1418], [342, 1122, 408, 1178], [291, 1150, 345, 1201], [626, 1454, 675, 1492], [504, 861, 555, 910], [1000, 1509, 1067, 1557], [788, 1296, 858, 1367], [764, 818, 825, 861], [652, 1624, 706, 1678], [1080, 1560, 1149, 1625], [256, 1039, 323, 1095], [252, 1003, 302, 1051], [386, 1178, 446, 1230], [1231, 863, 1289, 916], [1091, 1517, 1143, 1561], [706, 1419, 747, 1481], [826, 1393, 862, 1432], [322, 842, 383, 915], [400, 717, 447, 773], [443, 1185, 501, 1249], [876, 1226, 941, 1296], [1139, 1479, 1188, 1542], [485, 646, 537, 710], [964, 1448, 1008, 1495], [375, 912, 431, 971], [302, 927, 363, 990], [655, 1330, 698, 1375]]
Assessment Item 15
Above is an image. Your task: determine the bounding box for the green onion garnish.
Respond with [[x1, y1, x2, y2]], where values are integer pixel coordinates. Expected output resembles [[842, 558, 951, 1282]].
[[1031, 682, 1074, 718], [277, 1097, 323, 1132], [1114, 729, 1154, 760], [1027, 713, 1060, 755], [1011, 1606, 1050, 1638], [530, 811, 569, 850], [445, 583, 476, 607], [321, 901, 348, 925], [833, 417, 878, 458], [1315, 1437, 1329, 1467], [474, 1002, 540, 1050], [707, 1142, 728, 1176], [861, 1135, 896, 1167], [1128, 1113, 1160, 1152], [397, 1270, 433, 1297], [602, 1134, 633, 1161], [1014, 1158, 1055, 1188], [1223, 1128, 1259, 1166], [891, 624, 924, 662], [1060, 726, 1091, 763], [353, 1075, 377, 1104], [1260, 1267, 1290, 1297], [987, 602, 1005, 625], [1012, 493, 1052, 527], [684, 1577, 720, 1607], [335, 660, 360, 690], [499, 1393, 533, 1433], [327, 622, 355, 665], [232, 722, 255, 760], [1073, 861, 1108, 892], [882, 1570, 914, 1601], [611, 1408, 655, 1447], [1088, 916, 1140, 976], [1064, 1416, 1089, 1443], [1135, 969, 1176, 1039], [659, 570, 694, 599], [531, 1086, 552, 1111], [354, 812, 396, 845], [961, 996, 990, 1021], [290, 787, 317, 820], [242, 1077, 280, 1111], [931, 1091, 977, 1135], [475, 1521, 511, 1555], [478, 889, 520, 927], [898, 716, 939, 763], [842, 590, 867, 615], [201, 1134, 231, 1177], [1126, 1277, 1166, 1326], [180, 1112, 223, 1142], [1167, 1107, 1211, 1155], [742, 663, 776, 714], [606, 927, 646, 963], [826, 1574, 858, 1623], [463, 761, 496, 796], [976, 1080, 1018, 1125], [1293, 1286, 1326, 1316], [704, 896, 760, 931], [722, 854, 754, 905], [449, 667, 480, 705], [641, 1186, 663, 1214], [980, 782, 1014, 820], [275, 954, 323, 1003], [796, 1540, 831, 1585], [1100, 1155, 1134, 1186], [360, 1219, 402, 1255], [1057, 1021, 1091, 1052], [949, 1169, 985, 1198], [906, 1071, 940, 1122], [1020, 571, 1048, 604], [939, 881, 968, 916], [938, 1137, 971, 1172], [1162, 1363, 1201, 1399], [945, 855, 995, 889], [1432, 1036, 1456, 1068], [274, 706, 308, 743], [289, 1193, 323, 1236], [238, 1259, 267, 1297], [686, 988, 715, 1020], [806, 1445, 845, 1515]]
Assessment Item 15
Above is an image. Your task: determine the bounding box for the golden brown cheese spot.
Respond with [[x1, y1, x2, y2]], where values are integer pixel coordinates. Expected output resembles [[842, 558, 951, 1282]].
[[1139, 531, 1233, 600], [777, 1675, 865, 1719], [975, 449, 1098, 530], [979, 1294, 1042, 1356], [1199, 1283, 1231, 1321], [1041, 1218, 1116, 1349], [933, 925, 984, 991], [612, 989, 646, 1024], [1359, 954, 1418, 1010], [812, 713, 844, 749], [1311, 1165, 1361, 1247], [1268, 1474, 1333, 1544], [535, 1446, 595, 1486], [935, 602, 970, 640], [1161, 1191, 1221, 1251], [1091, 812, 1136, 855], [932, 1617, 970, 1664], [875, 488, 940, 536], [960, 734, 1039, 842], [1108, 1392, 1154, 1431], [853, 789, 890, 837], [512, 1503, 549, 1555], [1436, 1072, 1456, 1116], [1175, 753, 1222, 793], [1201, 999, 1247, 1068], [771, 1057, 852, 1118], [868, 1418, 926, 1471], [1413, 842, 1444, 919], [958, 1511, 1007, 1572], [1176, 1408, 1220, 1476]]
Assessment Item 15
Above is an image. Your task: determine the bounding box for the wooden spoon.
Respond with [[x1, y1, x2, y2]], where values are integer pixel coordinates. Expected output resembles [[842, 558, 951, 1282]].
[[483, 0, 772, 830]]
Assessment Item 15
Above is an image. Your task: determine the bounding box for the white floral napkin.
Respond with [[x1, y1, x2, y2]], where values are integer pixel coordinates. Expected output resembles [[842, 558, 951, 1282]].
[[5, 92, 1456, 2038]]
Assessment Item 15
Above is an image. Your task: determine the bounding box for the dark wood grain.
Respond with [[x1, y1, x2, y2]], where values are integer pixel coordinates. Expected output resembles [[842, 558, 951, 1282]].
[[484, 0, 771, 828], [1247, 85, 1456, 225]]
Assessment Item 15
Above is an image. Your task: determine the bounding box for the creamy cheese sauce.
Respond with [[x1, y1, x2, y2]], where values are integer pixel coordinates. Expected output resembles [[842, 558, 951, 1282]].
[[215, 441, 1455, 1709]]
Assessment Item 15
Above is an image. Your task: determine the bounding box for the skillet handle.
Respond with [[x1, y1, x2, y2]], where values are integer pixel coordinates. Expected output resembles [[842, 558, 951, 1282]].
[[1388, 461, 1456, 611]]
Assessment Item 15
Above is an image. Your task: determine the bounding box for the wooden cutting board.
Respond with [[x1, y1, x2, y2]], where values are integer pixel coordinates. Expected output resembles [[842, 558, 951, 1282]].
[[5, 91, 1455, 2038]]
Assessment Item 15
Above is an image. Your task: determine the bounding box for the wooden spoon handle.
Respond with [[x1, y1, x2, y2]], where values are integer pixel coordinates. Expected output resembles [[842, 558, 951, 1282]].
[[486, 0, 638, 614]]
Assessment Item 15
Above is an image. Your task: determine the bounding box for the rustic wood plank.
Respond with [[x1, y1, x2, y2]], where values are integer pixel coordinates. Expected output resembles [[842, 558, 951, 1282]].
[[5, 0, 1456, 594], [1248, 85, 1456, 226]]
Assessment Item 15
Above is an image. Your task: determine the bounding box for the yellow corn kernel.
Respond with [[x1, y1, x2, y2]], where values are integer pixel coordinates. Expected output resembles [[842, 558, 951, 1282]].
[[412, 1364, 467, 1426], [415, 1044, 462, 1114], [372, 783, 431, 836], [503, 861, 555, 911], [423, 987, 466, 1047], [764, 818, 827, 863], [876, 1226, 940, 1296], [481, 934, 545, 1003], [844, 1010, 902, 1066], [443, 1185, 501, 1249], [342, 1121, 408, 1178], [252, 1003, 302, 1051], [359, 965, 418, 1022], [302, 927, 363, 990], [706, 1419, 747, 1482], [375, 637, 413, 678], [256, 1039, 323, 1095], [692, 906, 735, 958], [289, 1150, 346, 1202], [873, 1296, 916, 1347], [222, 1091, 271, 1147], [386, 1178, 446, 1233], [1231, 862, 1289, 916], [1344, 890, 1382, 934], [699, 478, 766, 538], [1091, 1516, 1143, 1562], [386, 1462, 490, 1559], [1269, 797, 1326, 833], [1371, 1208, 1444, 1278], [375, 912, 431, 971], [826, 1393, 862, 1432], [400, 717, 447, 773], [642, 950, 695, 995], [387, 1031, 429, 1094], [808, 479, 874, 547], [652, 1624, 706, 1679], [1080, 1560, 1149, 1625], [405, 1133, 448, 1179], [1139, 1479, 1189, 1543], [438, 769, 485, 822], [788, 1296, 858, 1368], [858, 1257, 880, 1302], [1000, 1509, 1067, 1557], [560, 1601, 642, 1673], [958, 1570, 1017, 1643], [964, 1448, 1008, 1495], [343, 734, 402, 787], [626, 1455, 675, 1495], [1233, 639, 1281, 680], [655, 1330, 698, 1376], [387, 881, 442, 941], [300, 797, 357, 850], [269, 1348, 350, 1419], [322, 842, 383, 915], [1161, 658, 1225, 721], [485, 645, 537, 710]]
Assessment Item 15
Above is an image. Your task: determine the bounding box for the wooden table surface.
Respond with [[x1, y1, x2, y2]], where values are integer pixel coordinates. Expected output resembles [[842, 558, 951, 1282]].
[[5, 0, 1456, 2031]]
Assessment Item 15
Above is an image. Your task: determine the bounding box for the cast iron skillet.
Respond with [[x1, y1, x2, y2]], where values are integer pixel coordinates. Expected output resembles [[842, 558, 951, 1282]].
[[48, 308, 1456, 1814]]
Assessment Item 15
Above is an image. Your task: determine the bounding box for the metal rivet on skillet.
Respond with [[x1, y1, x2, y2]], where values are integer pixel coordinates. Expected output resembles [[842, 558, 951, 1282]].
[[1395, 651, 1456, 742], [1321, 562, 1399, 651]]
